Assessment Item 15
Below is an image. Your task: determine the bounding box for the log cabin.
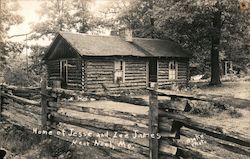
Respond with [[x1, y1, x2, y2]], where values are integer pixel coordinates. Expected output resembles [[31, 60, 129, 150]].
[[43, 29, 191, 93]]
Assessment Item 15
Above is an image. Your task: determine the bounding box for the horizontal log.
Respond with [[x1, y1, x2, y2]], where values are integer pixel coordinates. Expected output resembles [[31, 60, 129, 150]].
[[86, 71, 113, 75], [125, 71, 147, 74], [86, 63, 113, 66], [125, 76, 147, 80], [158, 81, 187, 85], [1, 92, 40, 106], [2, 110, 41, 129], [86, 75, 113, 79], [125, 64, 146, 67], [1, 84, 40, 92], [176, 147, 223, 159], [158, 110, 250, 147], [67, 79, 82, 84], [159, 100, 188, 112], [159, 119, 174, 132], [124, 80, 146, 83], [158, 71, 169, 74], [160, 138, 223, 159], [68, 73, 81, 76], [67, 80, 82, 84], [180, 128, 250, 156], [106, 86, 147, 91], [125, 69, 146, 72], [50, 112, 144, 132], [86, 65, 113, 68], [86, 82, 146, 90], [159, 140, 177, 156], [125, 74, 146, 78], [50, 88, 79, 97], [86, 77, 113, 81], [57, 103, 147, 125], [177, 76, 187, 80], [158, 65, 169, 69], [85, 81, 113, 85], [158, 76, 169, 80], [157, 79, 168, 83], [3, 104, 41, 121], [3, 100, 41, 115]]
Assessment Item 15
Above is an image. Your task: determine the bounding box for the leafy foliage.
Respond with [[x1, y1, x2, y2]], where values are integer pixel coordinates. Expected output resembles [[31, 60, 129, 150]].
[[30, 0, 93, 40], [108, 0, 250, 81], [3, 44, 46, 87], [0, 0, 23, 40], [0, 0, 23, 73]]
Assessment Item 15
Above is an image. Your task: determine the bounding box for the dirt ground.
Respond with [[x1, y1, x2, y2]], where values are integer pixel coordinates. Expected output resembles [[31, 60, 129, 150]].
[[192, 81, 250, 100], [189, 82, 250, 138]]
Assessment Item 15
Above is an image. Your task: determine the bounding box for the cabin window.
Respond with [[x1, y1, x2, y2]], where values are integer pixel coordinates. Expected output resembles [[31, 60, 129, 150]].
[[169, 60, 177, 80], [114, 60, 125, 83]]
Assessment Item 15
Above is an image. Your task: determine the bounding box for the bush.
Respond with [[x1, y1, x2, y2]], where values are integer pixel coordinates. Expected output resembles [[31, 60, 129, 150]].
[[3, 66, 42, 87], [0, 125, 42, 154]]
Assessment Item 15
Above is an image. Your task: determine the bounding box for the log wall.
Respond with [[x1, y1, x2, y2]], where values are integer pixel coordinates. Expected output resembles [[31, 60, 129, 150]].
[[47, 57, 189, 93], [67, 59, 82, 90], [47, 58, 82, 91], [177, 59, 189, 83], [47, 60, 60, 87], [158, 58, 189, 88], [84, 58, 147, 93]]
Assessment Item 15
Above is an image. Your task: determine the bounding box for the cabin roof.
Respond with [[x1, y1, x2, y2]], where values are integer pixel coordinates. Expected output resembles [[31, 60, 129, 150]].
[[44, 32, 191, 60]]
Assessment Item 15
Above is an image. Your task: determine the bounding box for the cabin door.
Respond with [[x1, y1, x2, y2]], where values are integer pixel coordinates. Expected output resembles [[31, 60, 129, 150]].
[[148, 58, 158, 85], [60, 60, 68, 89]]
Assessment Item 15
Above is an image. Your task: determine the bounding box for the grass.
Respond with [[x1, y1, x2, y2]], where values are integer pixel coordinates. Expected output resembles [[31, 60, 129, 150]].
[[188, 100, 242, 118], [0, 124, 42, 154], [0, 123, 110, 159]]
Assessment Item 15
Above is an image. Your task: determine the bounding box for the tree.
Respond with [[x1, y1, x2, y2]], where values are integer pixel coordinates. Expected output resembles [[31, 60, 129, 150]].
[[0, 0, 23, 74], [105, 0, 161, 38], [31, 0, 92, 40], [157, 0, 250, 85], [114, 0, 250, 85], [69, 0, 92, 33]]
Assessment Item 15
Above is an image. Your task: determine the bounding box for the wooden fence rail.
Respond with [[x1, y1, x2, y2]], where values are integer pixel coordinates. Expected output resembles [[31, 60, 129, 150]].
[[0, 84, 149, 158], [0, 83, 250, 159], [148, 87, 250, 159]]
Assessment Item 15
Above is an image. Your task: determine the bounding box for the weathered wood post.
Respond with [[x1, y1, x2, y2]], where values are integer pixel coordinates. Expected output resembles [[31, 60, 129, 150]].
[[149, 84, 159, 159], [41, 78, 48, 130], [0, 84, 2, 119]]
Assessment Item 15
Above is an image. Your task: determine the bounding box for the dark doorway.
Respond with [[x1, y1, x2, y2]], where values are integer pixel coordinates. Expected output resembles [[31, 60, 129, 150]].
[[149, 58, 158, 83], [60, 60, 68, 89]]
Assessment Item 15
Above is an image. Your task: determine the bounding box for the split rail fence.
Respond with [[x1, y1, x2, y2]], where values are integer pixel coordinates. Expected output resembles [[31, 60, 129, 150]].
[[148, 87, 250, 159], [0, 83, 249, 159]]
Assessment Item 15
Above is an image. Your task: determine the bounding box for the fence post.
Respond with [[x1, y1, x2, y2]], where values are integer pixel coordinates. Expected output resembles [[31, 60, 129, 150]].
[[41, 79, 48, 130], [149, 84, 159, 159], [0, 84, 2, 119]]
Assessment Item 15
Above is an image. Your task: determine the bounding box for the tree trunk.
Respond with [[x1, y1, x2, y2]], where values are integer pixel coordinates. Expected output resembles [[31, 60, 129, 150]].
[[209, 10, 222, 86], [149, 0, 155, 38]]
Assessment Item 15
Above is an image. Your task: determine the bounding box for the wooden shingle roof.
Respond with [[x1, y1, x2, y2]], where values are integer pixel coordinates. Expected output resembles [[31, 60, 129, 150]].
[[44, 32, 191, 59]]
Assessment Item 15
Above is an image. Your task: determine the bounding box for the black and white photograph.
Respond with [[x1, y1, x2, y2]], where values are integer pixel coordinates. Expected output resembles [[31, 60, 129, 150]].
[[0, 0, 250, 158]]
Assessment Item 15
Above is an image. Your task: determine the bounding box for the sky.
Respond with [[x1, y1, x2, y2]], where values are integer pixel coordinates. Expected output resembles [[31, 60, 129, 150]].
[[8, 0, 41, 44], [8, 0, 114, 45]]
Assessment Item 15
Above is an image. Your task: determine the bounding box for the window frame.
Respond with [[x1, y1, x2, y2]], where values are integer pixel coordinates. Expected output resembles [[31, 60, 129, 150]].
[[169, 60, 178, 80], [114, 60, 125, 83]]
